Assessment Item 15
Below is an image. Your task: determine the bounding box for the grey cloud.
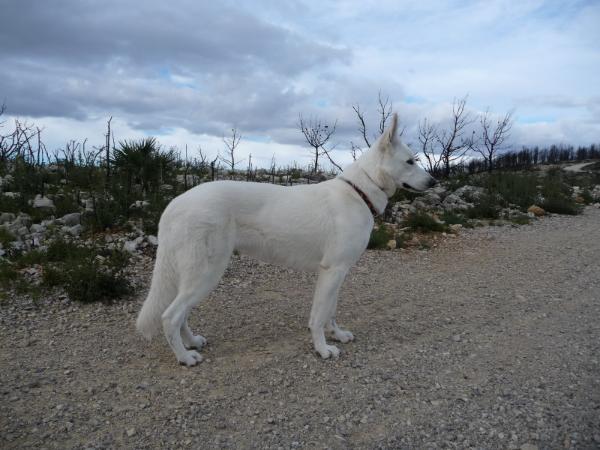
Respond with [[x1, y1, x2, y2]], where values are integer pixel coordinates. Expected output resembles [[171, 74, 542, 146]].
[[0, 0, 351, 142]]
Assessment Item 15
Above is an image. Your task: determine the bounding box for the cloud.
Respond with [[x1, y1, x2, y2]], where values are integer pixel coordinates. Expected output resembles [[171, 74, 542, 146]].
[[1, 0, 598, 167]]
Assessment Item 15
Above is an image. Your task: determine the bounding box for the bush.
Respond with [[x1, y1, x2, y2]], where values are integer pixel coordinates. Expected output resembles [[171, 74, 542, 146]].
[[541, 196, 580, 215], [402, 211, 447, 233], [440, 210, 468, 226], [2, 236, 132, 302], [42, 241, 131, 302], [368, 224, 394, 249], [466, 192, 502, 219], [471, 172, 539, 209], [0, 227, 16, 249], [540, 170, 580, 215]]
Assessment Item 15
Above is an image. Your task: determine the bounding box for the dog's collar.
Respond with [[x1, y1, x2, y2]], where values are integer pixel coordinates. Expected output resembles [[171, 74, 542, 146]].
[[341, 178, 380, 216]]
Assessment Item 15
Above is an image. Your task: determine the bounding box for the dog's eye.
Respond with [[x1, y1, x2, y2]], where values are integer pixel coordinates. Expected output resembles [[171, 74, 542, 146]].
[[407, 159, 414, 165]]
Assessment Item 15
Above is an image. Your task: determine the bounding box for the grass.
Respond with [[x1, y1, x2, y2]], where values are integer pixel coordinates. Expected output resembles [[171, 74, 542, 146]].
[[368, 224, 395, 249], [402, 211, 447, 233], [1, 237, 132, 303]]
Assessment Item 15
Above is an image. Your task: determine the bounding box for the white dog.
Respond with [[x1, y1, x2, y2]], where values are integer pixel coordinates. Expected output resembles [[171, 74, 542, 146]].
[[136, 114, 436, 366]]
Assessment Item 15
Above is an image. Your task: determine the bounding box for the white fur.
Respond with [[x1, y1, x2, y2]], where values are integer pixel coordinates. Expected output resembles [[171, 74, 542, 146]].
[[136, 114, 435, 366]]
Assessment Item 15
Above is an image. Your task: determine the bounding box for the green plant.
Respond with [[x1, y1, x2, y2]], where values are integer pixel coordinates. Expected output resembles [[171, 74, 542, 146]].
[[0, 227, 16, 249], [402, 211, 447, 233], [510, 214, 532, 225], [466, 192, 502, 219], [440, 210, 468, 226], [580, 189, 593, 204], [470, 172, 539, 209], [368, 224, 394, 249], [43, 245, 131, 302]]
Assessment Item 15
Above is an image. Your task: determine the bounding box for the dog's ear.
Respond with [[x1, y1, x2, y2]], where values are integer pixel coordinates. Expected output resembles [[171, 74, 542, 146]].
[[383, 113, 399, 147]]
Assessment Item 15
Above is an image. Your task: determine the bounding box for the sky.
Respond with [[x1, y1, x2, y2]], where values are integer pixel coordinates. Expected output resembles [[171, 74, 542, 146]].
[[1, 0, 599, 169]]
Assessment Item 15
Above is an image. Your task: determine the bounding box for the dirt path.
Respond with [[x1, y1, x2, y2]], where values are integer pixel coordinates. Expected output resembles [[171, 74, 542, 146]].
[[2, 207, 599, 449], [563, 161, 598, 172]]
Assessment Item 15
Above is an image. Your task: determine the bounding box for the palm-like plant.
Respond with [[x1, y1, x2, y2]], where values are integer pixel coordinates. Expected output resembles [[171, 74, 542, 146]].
[[113, 137, 165, 195]]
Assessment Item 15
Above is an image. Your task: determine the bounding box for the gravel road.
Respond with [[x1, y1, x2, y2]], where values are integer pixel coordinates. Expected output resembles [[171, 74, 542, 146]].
[[1, 207, 599, 449]]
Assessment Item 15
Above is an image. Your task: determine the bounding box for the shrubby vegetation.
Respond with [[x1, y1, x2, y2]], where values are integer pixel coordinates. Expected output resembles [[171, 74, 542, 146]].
[[1, 107, 599, 300]]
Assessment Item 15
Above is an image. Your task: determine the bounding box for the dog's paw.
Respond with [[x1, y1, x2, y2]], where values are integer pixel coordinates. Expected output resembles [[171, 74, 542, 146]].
[[316, 344, 340, 359], [331, 329, 354, 343], [185, 334, 207, 350], [178, 350, 203, 367]]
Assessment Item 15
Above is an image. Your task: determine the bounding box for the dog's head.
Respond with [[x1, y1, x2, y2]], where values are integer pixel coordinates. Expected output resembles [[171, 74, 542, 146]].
[[372, 113, 437, 194]]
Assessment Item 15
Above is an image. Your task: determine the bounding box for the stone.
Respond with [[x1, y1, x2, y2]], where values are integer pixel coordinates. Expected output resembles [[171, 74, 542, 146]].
[[527, 205, 545, 217], [453, 185, 485, 201], [146, 235, 158, 246], [126, 428, 136, 437], [67, 224, 82, 237], [123, 240, 139, 253], [60, 213, 81, 227], [129, 200, 150, 209], [160, 184, 174, 192], [30, 223, 45, 233], [442, 193, 472, 211], [2, 192, 20, 199], [33, 195, 55, 209], [449, 224, 462, 233], [0, 212, 15, 224], [386, 239, 397, 250]]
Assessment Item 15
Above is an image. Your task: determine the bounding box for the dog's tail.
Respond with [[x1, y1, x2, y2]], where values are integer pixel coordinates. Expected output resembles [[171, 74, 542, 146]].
[[136, 247, 177, 340]]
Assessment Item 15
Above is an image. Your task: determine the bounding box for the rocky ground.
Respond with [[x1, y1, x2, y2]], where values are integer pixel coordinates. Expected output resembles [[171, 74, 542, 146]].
[[1, 207, 599, 449]]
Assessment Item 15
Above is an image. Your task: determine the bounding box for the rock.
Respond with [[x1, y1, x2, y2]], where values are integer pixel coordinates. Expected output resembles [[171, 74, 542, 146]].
[[33, 195, 55, 209], [30, 224, 46, 233], [0, 212, 15, 224], [574, 195, 585, 204], [129, 200, 150, 209], [146, 235, 158, 246], [126, 428, 136, 437], [66, 224, 82, 237], [386, 239, 397, 250], [84, 199, 94, 212], [160, 184, 174, 192], [123, 236, 144, 253], [591, 185, 600, 201], [527, 205, 545, 217], [453, 185, 485, 201], [17, 226, 29, 237], [442, 193, 472, 211], [3, 192, 20, 199], [449, 224, 462, 233], [60, 213, 81, 227]]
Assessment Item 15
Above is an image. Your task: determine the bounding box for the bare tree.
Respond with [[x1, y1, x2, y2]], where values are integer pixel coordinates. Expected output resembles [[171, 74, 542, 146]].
[[105, 116, 112, 187], [475, 109, 514, 172], [418, 118, 442, 174], [298, 114, 337, 174], [351, 91, 405, 157], [220, 127, 242, 175], [435, 95, 475, 177]]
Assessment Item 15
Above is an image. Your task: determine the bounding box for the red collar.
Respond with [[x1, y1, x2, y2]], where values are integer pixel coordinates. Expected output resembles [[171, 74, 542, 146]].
[[341, 179, 379, 216]]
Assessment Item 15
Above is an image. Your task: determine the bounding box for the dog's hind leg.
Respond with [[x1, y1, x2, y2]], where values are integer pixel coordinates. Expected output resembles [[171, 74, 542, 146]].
[[162, 229, 232, 366], [309, 265, 349, 359], [325, 318, 354, 344], [181, 318, 207, 350]]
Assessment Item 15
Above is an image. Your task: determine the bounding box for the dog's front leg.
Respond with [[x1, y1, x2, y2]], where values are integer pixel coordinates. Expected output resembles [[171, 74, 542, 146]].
[[309, 265, 348, 359]]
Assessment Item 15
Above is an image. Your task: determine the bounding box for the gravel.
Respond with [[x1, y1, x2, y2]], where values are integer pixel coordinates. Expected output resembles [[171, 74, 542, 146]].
[[1, 207, 599, 449]]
